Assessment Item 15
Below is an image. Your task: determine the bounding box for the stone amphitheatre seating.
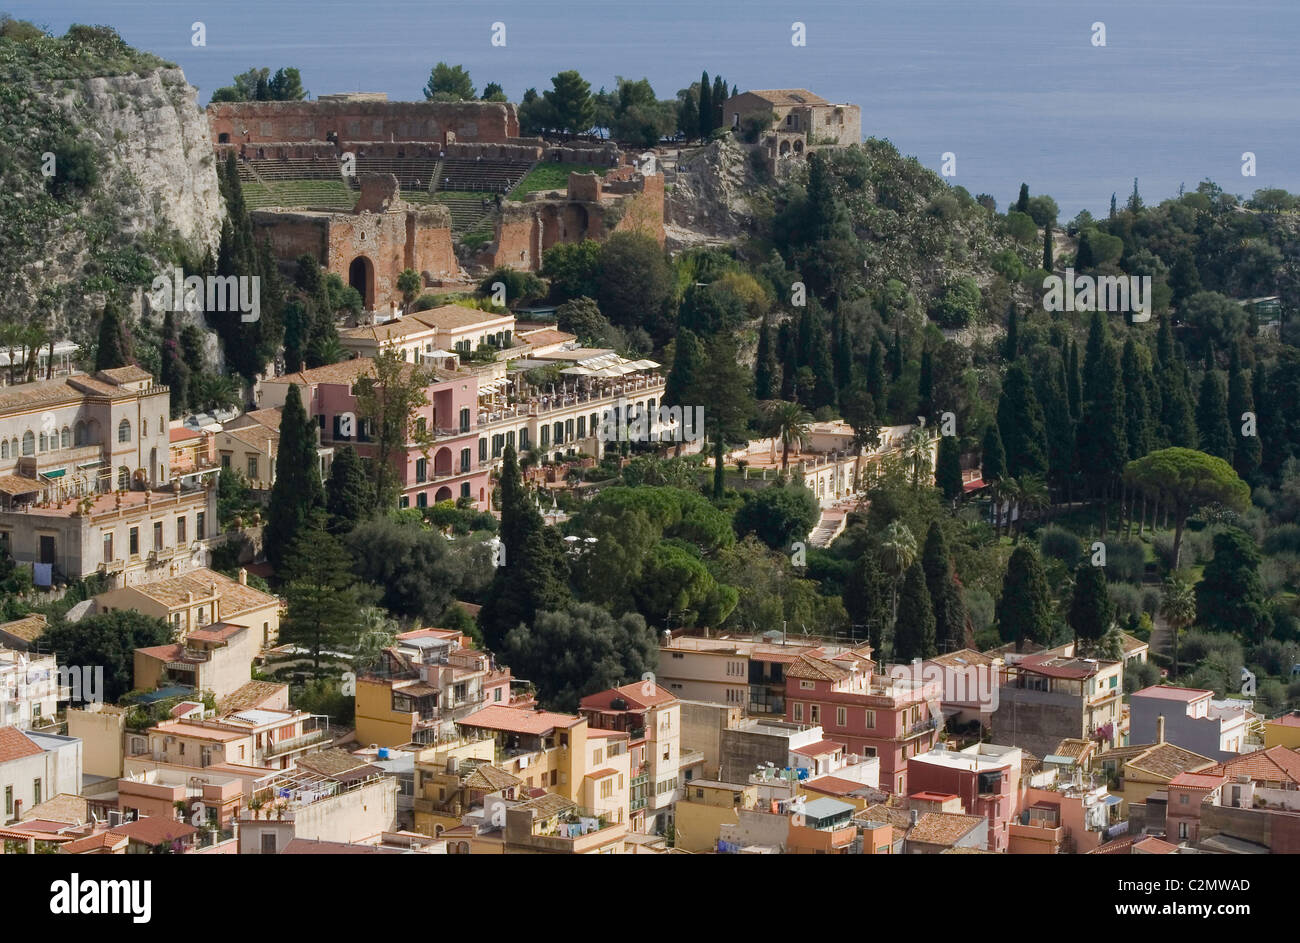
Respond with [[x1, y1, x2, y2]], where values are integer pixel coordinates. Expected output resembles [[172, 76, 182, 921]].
[[350, 154, 442, 193], [437, 157, 534, 193], [241, 154, 344, 181]]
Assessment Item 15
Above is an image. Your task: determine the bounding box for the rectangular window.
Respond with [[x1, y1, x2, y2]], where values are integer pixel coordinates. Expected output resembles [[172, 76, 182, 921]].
[[247, 456, 258, 479], [4, 785, 11, 815], [865, 710, 876, 729], [129, 527, 139, 556], [102, 533, 113, 563], [810, 704, 820, 724], [836, 706, 847, 727], [793, 703, 803, 722], [479, 438, 488, 462], [32, 778, 41, 806], [416, 458, 427, 483], [153, 522, 163, 551], [177, 517, 186, 544], [196, 512, 206, 540]]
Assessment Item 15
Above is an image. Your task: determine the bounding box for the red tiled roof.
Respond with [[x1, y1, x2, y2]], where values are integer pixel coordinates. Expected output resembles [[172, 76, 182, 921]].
[[579, 681, 677, 711], [1268, 712, 1300, 728], [1213, 746, 1300, 785], [459, 705, 583, 736], [790, 739, 844, 758], [109, 817, 199, 845], [60, 830, 129, 854], [1168, 771, 1227, 790], [0, 727, 43, 764], [805, 776, 872, 797], [1133, 836, 1180, 854], [1133, 685, 1212, 702]]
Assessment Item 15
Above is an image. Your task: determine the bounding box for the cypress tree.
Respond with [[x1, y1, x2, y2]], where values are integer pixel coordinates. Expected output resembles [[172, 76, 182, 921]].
[[996, 543, 1052, 652], [935, 435, 964, 505], [1120, 338, 1154, 460], [754, 316, 778, 401], [1003, 302, 1019, 362], [981, 422, 1007, 484], [1068, 563, 1114, 652], [997, 362, 1048, 480], [265, 384, 325, 573], [889, 328, 903, 381], [922, 522, 967, 652], [711, 75, 727, 129], [867, 338, 886, 399], [832, 310, 853, 394], [665, 328, 706, 408], [95, 298, 132, 371], [778, 321, 798, 400], [1042, 224, 1054, 272], [1196, 361, 1233, 462], [844, 551, 890, 645], [1077, 313, 1127, 514], [1227, 345, 1260, 481], [1015, 183, 1030, 214], [1038, 355, 1075, 498], [325, 445, 374, 535], [893, 561, 937, 662], [917, 348, 934, 422], [159, 310, 188, 417], [1066, 339, 1082, 421], [480, 444, 572, 649], [1157, 317, 1197, 448], [697, 71, 712, 138]]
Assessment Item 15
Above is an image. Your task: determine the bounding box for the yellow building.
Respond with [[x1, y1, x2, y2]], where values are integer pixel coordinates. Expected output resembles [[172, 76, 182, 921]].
[[1093, 729, 1216, 817], [1263, 712, 1300, 750], [675, 780, 758, 853], [411, 736, 511, 837], [95, 566, 281, 651]]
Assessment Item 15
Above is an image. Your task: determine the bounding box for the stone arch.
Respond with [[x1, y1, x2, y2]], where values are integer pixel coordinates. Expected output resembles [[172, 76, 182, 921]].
[[435, 486, 453, 503], [793, 138, 805, 155], [562, 203, 589, 240], [348, 256, 375, 311], [433, 446, 453, 477], [779, 139, 791, 156], [540, 205, 562, 251]]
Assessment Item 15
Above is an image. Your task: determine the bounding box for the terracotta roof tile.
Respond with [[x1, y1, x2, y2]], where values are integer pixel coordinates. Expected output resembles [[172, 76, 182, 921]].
[[908, 811, 984, 846], [0, 726, 44, 764]]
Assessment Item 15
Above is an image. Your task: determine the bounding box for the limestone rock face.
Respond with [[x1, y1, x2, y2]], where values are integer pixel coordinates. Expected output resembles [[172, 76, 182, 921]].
[[9, 67, 223, 343], [76, 68, 223, 253], [663, 137, 763, 249]]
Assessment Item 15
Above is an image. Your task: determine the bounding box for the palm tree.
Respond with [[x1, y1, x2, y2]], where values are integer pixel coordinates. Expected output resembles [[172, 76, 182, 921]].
[[903, 425, 933, 489], [991, 477, 1019, 538], [878, 520, 917, 646], [1017, 474, 1050, 534], [764, 400, 814, 472], [1159, 573, 1196, 679]]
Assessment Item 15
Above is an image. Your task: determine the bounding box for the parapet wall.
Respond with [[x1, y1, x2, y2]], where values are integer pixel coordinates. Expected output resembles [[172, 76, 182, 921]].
[[207, 100, 519, 146]]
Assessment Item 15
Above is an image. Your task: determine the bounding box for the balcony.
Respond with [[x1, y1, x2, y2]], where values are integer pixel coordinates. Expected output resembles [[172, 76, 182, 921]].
[[264, 726, 330, 758]]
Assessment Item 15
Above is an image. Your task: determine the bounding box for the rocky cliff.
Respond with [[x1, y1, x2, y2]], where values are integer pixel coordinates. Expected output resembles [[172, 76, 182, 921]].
[[1, 56, 223, 346], [663, 137, 769, 250]]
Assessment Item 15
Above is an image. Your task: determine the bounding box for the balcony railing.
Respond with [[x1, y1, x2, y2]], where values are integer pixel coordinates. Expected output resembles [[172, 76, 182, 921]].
[[264, 727, 330, 757]]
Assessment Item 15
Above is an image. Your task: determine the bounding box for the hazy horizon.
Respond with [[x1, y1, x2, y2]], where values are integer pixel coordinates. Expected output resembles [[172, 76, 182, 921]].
[[7, 0, 1298, 218]]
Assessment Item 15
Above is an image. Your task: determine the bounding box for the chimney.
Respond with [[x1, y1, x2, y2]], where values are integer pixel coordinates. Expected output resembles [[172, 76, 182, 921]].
[[238, 568, 248, 586], [1157, 715, 1165, 744]]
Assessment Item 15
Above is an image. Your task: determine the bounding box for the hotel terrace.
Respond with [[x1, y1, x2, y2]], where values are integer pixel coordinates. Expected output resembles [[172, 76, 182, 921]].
[[257, 341, 668, 511]]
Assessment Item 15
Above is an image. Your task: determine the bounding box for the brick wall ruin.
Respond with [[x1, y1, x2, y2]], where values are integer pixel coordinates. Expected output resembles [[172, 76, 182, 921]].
[[207, 99, 519, 147], [251, 175, 457, 311]]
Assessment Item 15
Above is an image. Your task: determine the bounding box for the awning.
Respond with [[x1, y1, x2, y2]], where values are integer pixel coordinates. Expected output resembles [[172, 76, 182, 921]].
[[0, 474, 40, 495], [76, 460, 104, 469], [1104, 795, 1123, 806], [40, 468, 66, 480]]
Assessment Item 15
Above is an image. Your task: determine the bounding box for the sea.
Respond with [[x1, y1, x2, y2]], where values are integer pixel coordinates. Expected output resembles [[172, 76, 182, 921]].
[[8, 0, 1299, 219]]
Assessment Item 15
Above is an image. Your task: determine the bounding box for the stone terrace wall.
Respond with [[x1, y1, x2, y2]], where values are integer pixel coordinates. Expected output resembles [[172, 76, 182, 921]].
[[207, 100, 519, 146]]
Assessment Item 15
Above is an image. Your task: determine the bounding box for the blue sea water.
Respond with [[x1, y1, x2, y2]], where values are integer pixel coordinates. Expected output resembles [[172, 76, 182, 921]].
[[9, 0, 1298, 218]]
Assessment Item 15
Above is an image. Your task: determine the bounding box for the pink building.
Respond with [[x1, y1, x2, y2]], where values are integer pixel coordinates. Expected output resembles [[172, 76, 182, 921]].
[[783, 650, 941, 795], [907, 742, 1023, 852], [260, 359, 491, 510]]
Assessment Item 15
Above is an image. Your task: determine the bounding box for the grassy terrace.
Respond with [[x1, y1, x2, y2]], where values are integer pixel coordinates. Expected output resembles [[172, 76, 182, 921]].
[[242, 180, 356, 210], [508, 162, 607, 198]]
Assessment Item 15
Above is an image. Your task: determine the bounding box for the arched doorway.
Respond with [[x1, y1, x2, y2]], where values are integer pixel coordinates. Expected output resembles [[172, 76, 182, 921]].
[[348, 256, 375, 311]]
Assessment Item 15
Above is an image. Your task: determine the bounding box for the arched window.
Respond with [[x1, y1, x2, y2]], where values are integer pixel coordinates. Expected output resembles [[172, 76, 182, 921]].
[[74, 422, 86, 446], [118, 466, 131, 491], [21, 431, 34, 456], [1, 440, 8, 460], [60, 427, 70, 449], [118, 419, 131, 443], [9, 438, 17, 457]]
